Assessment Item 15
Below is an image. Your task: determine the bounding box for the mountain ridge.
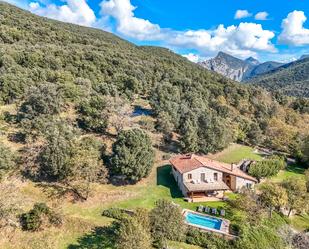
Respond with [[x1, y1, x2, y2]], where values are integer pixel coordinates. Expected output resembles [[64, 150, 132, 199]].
[[198, 52, 284, 82], [247, 57, 309, 97]]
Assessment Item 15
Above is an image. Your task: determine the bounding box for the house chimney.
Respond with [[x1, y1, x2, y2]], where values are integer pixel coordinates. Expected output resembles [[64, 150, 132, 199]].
[[231, 163, 236, 171], [185, 154, 193, 159]]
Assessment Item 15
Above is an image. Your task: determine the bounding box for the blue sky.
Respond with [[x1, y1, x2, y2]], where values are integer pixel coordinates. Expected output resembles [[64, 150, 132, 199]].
[[4, 0, 309, 62]]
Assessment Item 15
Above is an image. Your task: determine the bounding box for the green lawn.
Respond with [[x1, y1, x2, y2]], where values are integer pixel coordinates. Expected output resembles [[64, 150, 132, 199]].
[[114, 165, 227, 212], [291, 214, 309, 232], [168, 241, 202, 249], [211, 144, 263, 164], [271, 164, 306, 183]]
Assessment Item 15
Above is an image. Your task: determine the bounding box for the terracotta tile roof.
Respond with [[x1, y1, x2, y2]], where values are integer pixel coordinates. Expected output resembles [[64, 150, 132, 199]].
[[170, 154, 257, 182], [169, 155, 204, 173]]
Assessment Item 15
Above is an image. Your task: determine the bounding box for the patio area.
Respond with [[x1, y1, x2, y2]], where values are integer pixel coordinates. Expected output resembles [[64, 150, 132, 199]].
[[184, 180, 229, 202]]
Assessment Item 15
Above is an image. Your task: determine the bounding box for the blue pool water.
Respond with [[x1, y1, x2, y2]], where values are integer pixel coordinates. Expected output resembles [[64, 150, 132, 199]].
[[185, 212, 222, 230]]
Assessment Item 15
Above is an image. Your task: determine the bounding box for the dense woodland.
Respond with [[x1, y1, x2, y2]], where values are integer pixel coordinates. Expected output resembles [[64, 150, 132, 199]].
[[0, 3, 308, 158], [0, 2, 309, 249]]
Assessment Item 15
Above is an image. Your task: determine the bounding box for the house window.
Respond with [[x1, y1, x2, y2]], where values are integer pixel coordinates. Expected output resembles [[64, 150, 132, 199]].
[[246, 183, 252, 189], [188, 174, 192, 180], [201, 173, 206, 182], [214, 173, 218, 181]]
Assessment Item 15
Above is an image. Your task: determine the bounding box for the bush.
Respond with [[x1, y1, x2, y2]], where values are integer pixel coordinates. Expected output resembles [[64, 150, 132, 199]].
[[17, 83, 63, 121], [235, 225, 286, 249], [0, 143, 17, 180], [20, 203, 62, 231], [102, 208, 129, 220], [186, 228, 231, 248]]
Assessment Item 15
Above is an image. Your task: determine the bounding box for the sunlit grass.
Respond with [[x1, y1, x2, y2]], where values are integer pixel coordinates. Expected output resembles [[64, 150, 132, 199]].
[[271, 164, 306, 183], [291, 214, 309, 232], [210, 144, 263, 163]]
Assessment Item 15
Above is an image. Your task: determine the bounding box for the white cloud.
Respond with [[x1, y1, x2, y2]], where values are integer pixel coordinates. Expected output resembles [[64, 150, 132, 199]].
[[29, 0, 96, 27], [169, 23, 276, 58], [6, 0, 277, 59], [100, 0, 161, 40], [279, 10, 309, 46], [29, 2, 39, 9], [255, 12, 269, 20], [182, 53, 201, 63], [98, 1, 275, 57], [234, 10, 252, 19]]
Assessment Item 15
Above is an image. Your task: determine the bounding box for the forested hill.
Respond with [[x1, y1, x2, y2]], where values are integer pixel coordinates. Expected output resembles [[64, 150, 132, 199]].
[[0, 2, 308, 156], [0, 1, 224, 103], [247, 58, 309, 98]]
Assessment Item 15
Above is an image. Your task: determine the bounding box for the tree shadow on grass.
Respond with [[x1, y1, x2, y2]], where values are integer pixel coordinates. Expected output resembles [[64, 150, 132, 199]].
[[157, 165, 183, 199], [285, 164, 306, 174], [67, 225, 117, 249]]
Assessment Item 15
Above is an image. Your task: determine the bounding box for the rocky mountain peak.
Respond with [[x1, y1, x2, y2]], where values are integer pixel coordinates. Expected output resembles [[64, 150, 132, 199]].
[[245, 57, 260, 66], [300, 54, 309, 60], [198, 52, 282, 82]]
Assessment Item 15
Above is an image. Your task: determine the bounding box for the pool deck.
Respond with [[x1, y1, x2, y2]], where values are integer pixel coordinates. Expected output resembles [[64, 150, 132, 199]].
[[183, 209, 236, 239]]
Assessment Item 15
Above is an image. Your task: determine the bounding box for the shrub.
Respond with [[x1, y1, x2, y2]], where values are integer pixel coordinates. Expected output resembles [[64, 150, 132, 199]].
[[0, 143, 17, 180], [17, 83, 63, 121], [235, 225, 285, 249], [20, 203, 62, 231], [102, 208, 129, 220], [186, 228, 231, 248]]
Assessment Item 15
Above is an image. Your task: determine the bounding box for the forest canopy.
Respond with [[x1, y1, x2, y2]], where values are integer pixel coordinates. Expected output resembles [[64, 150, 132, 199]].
[[0, 2, 308, 158]]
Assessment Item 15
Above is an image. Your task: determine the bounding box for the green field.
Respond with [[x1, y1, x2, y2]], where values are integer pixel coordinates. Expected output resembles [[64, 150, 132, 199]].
[[210, 144, 263, 163], [271, 164, 306, 182]]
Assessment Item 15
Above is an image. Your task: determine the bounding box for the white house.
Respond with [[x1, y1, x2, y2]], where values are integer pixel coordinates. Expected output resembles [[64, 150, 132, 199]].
[[170, 154, 257, 201]]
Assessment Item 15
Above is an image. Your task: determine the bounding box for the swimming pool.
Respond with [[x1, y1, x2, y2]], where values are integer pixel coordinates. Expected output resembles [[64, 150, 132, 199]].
[[185, 212, 222, 230]]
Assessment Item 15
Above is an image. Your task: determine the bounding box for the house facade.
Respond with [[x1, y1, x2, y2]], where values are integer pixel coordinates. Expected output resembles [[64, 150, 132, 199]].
[[170, 154, 257, 201]]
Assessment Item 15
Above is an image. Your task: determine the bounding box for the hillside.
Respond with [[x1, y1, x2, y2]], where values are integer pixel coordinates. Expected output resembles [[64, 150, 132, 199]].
[[0, 1, 225, 104], [250, 61, 284, 77], [0, 1, 308, 154], [248, 58, 309, 97]]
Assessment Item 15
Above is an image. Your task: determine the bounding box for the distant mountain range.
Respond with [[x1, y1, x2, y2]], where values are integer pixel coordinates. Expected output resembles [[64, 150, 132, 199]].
[[198, 52, 284, 82], [248, 57, 309, 98]]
